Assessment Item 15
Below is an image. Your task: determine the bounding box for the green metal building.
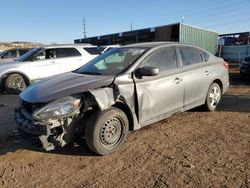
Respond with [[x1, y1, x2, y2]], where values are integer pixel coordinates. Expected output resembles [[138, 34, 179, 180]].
[[74, 23, 218, 54]]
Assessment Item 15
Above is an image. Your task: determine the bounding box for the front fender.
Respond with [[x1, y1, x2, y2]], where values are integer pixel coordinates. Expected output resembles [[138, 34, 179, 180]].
[[89, 85, 140, 130], [0, 70, 31, 88], [89, 87, 116, 111]]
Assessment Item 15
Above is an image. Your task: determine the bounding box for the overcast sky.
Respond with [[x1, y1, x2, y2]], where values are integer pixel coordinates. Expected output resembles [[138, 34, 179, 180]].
[[0, 0, 249, 44]]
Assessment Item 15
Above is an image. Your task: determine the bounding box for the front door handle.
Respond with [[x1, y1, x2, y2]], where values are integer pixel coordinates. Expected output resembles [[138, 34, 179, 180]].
[[173, 77, 182, 84]]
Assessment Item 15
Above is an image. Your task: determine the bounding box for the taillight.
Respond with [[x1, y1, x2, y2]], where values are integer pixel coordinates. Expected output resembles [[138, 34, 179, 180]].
[[223, 62, 229, 70]]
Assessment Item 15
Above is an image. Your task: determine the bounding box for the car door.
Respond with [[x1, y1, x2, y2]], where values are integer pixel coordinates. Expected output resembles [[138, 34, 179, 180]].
[[133, 46, 184, 125], [178, 46, 212, 109], [26, 48, 62, 81]]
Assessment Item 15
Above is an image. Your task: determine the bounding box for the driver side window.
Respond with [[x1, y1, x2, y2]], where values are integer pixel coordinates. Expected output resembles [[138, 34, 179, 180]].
[[33, 49, 58, 61], [34, 51, 46, 60], [143, 47, 177, 73]]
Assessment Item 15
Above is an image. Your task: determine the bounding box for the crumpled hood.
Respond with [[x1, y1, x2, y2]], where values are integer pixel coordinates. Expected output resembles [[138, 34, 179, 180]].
[[20, 72, 115, 103]]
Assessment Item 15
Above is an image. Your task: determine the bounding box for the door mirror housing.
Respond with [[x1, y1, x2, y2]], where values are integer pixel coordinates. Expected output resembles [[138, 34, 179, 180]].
[[135, 66, 159, 77]]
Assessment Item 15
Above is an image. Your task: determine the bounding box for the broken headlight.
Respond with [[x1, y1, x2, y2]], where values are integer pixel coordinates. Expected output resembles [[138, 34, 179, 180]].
[[32, 96, 81, 120]]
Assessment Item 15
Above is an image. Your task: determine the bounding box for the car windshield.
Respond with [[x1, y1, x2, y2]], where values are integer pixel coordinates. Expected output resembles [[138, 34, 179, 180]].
[[16, 48, 42, 62], [76, 47, 146, 75]]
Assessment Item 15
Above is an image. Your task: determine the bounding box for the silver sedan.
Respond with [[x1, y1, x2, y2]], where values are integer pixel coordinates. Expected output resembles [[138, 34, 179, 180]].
[[15, 42, 229, 155]]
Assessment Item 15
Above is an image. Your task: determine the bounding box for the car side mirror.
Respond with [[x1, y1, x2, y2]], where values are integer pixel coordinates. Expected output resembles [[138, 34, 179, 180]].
[[135, 66, 159, 77]]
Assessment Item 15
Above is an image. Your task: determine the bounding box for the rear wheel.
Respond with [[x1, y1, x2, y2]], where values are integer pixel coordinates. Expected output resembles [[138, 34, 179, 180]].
[[5, 74, 27, 94], [85, 107, 129, 155], [204, 82, 221, 112]]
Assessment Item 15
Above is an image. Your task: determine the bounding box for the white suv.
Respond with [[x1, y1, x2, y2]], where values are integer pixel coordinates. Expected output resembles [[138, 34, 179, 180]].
[[0, 44, 100, 93]]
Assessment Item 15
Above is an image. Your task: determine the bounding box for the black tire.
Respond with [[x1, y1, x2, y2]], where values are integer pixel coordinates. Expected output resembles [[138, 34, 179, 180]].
[[4, 74, 27, 94], [85, 107, 129, 155], [204, 82, 221, 112]]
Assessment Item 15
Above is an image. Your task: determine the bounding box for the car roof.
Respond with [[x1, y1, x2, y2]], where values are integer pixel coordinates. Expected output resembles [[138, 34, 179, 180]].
[[123, 42, 178, 48], [43, 43, 96, 48], [122, 42, 209, 52]]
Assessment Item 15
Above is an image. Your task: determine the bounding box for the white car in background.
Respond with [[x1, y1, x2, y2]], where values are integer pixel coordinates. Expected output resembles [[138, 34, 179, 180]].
[[97, 44, 120, 53], [0, 44, 100, 93]]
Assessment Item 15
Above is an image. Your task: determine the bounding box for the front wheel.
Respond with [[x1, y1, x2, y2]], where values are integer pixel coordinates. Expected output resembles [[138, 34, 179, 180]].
[[204, 82, 221, 112], [4, 74, 27, 94], [85, 107, 129, 155]]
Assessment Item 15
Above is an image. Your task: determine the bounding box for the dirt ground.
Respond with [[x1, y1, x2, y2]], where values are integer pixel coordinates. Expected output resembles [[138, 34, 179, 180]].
[[0, 68, 249, 188]]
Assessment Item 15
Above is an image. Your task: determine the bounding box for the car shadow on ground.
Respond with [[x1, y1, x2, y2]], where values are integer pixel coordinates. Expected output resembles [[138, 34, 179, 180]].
[[0, 136, 98, 157], [229, 71, 250, 86], [217, 94, 250, 112], [217, 70, 250, 112]]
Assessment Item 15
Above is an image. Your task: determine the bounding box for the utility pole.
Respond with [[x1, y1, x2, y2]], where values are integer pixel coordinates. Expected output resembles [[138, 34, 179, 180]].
[[83, 17, 87, 38], [181, 16, 184, 24], [130, 21, 133, 31]]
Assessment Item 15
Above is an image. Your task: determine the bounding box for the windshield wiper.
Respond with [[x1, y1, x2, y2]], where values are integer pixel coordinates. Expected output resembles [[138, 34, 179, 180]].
[[77, 71, 102, 75]]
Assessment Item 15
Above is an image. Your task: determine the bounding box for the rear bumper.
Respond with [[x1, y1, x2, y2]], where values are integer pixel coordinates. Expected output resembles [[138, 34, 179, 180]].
[[222, 72, 230, 94]]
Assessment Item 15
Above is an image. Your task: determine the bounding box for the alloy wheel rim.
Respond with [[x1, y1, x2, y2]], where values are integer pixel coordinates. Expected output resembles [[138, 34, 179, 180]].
[[12, 77, 26, 90], [209, 86, 221, 108]]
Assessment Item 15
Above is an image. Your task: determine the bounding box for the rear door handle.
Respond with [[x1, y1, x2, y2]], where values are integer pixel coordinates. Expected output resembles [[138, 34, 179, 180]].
[[173, 77, 182, 84], [205, 70, 210, 76]]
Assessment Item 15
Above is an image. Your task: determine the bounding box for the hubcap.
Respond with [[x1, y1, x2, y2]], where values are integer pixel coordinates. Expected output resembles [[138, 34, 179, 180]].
[[100, 117, 123, 146], [209, 86, 221, 108], [12, 77, 26, 90]]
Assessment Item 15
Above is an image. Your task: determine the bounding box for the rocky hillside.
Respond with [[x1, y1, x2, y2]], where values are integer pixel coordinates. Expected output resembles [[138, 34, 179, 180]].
[[0, 42, 42, 51]]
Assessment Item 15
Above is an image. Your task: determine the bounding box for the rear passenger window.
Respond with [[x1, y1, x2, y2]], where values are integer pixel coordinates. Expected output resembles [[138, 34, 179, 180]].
[[58, 48, 81, 57], [203, 51, 209, 62], [84, 47, 101, 55], [143, 47, 177, 73], [179, 47, 203, 66]]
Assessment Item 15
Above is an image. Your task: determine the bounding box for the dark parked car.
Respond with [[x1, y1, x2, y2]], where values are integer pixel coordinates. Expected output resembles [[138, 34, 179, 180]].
[[240, 55, 250, 78], [14, 42, 229, 155], [0, 48, 30, 60]]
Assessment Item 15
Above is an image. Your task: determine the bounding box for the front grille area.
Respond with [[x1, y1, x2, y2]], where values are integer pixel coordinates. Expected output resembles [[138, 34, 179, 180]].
[[21, 99, 46, 114], [15, 99, 48, 136]]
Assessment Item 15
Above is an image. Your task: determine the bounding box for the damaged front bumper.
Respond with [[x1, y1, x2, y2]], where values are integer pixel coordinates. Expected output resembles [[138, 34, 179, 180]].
[[14, 106, 81, 151]]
